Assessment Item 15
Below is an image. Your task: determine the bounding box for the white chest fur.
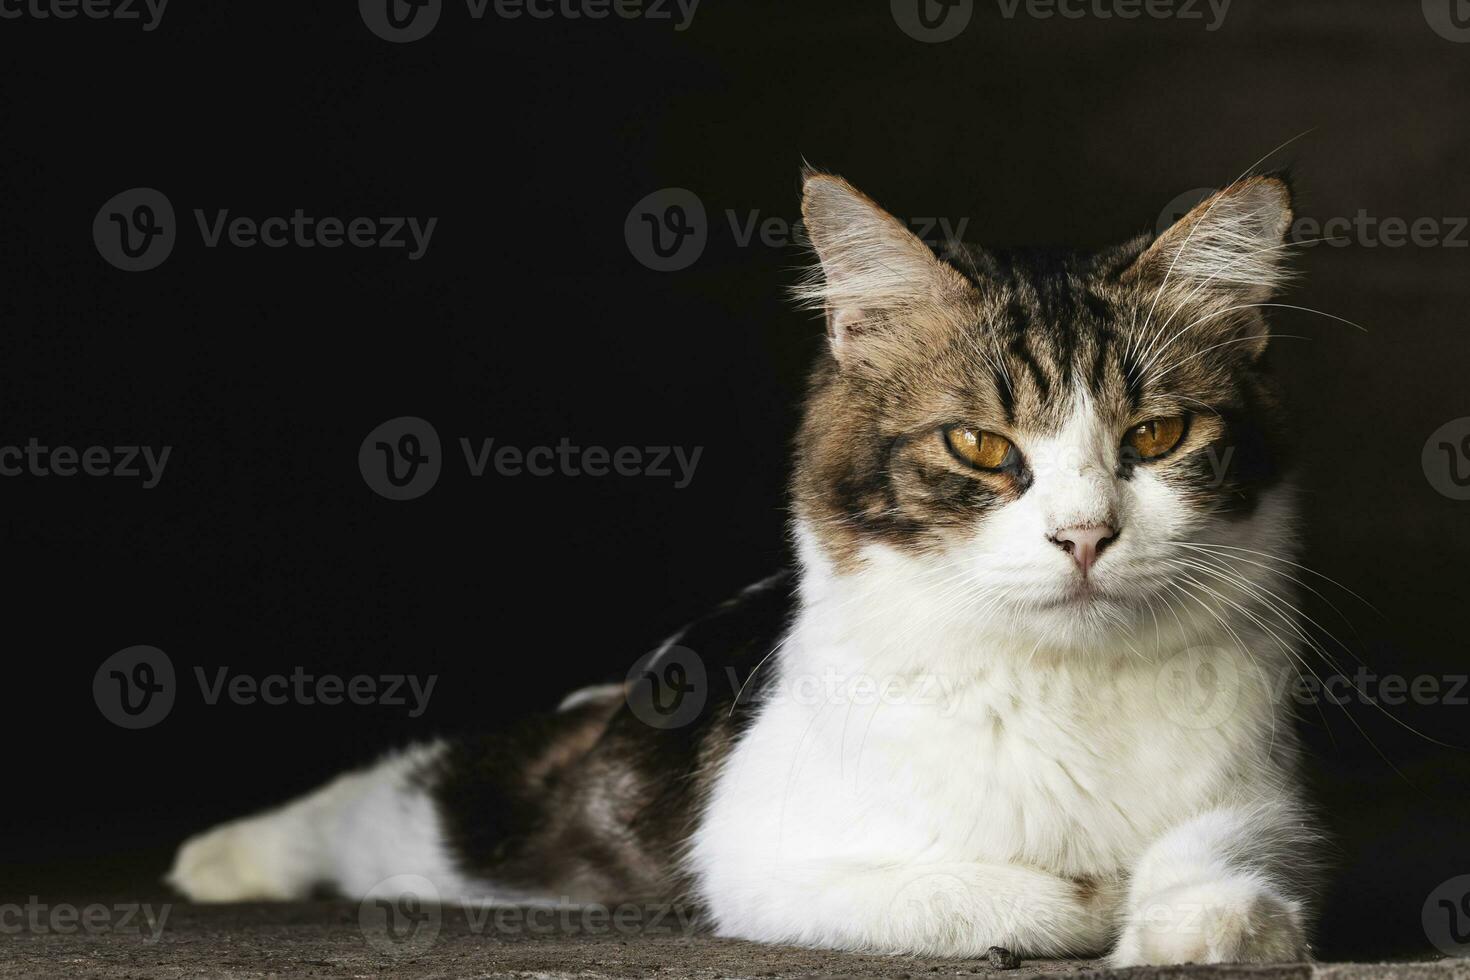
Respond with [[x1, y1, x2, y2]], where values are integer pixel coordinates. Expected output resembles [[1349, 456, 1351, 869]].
[[699, 638, 1270, 878], [687, 537, 1289, 948]]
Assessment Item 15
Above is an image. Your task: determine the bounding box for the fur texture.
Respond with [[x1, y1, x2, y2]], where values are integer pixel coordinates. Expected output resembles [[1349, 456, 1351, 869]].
[[169, 171, 1319, 965]]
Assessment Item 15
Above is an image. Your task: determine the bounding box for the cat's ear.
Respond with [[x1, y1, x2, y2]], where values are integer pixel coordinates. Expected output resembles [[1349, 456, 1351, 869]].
[[796, 171, 972, 364], [1126, 175, 1296, 309]]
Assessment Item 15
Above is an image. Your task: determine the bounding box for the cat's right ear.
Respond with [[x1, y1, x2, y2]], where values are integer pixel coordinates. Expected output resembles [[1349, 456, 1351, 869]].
[[796, 171, 972, 365]]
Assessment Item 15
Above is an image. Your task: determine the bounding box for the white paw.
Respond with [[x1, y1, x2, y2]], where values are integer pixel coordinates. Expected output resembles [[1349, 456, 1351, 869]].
[[1110, 876, 1307, 966], [167, 817, 303, 902]]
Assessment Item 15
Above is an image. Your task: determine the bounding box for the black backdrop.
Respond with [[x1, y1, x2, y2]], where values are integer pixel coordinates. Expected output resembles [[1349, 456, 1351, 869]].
[[3, 0, 1468, 962]]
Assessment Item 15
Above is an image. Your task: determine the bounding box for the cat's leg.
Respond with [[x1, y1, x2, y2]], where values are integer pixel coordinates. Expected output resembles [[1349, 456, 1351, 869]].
[[1111, 804, 1313, 965], [168, 690, 626, 904], [167, 743, 459, 902], [707, 860, 1118, 957]]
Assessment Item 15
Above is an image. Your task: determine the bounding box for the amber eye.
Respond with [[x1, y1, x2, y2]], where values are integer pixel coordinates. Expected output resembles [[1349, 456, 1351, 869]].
[[1124, 417, 1188, 461], [944, 426, 1016, 471]]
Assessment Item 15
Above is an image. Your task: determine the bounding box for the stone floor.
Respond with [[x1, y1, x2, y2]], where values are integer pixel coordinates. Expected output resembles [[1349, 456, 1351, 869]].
[[2, 901, 1466, 980]]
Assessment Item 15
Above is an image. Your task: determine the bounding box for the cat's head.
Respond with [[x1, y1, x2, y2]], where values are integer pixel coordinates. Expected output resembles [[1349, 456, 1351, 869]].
[[791, 171, 1297, 648]]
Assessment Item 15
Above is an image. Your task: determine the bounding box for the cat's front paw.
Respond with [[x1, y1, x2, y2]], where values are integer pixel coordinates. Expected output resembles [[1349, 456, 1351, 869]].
[[1110, 876, 1307, 966]]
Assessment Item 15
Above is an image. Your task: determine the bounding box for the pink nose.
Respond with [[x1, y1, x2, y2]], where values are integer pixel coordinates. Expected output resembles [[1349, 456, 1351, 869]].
[[1049, 525, 1117, 576]]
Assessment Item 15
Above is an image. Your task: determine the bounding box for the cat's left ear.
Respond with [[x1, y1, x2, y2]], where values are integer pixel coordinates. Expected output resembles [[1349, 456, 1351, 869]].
[[796, 171, 973, 364], [1125, 174, 1296, 314]]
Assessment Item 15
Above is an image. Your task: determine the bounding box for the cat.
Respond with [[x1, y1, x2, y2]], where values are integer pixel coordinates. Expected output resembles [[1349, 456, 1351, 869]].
[[168, 169, 1319, 965]]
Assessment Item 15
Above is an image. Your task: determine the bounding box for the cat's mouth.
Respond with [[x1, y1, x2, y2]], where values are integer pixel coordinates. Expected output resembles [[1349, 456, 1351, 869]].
[[1030, 578, 1123, 611]]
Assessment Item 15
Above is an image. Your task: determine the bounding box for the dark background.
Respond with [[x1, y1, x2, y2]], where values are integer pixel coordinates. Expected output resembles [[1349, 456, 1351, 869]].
[[2, 0, 1467, 962]]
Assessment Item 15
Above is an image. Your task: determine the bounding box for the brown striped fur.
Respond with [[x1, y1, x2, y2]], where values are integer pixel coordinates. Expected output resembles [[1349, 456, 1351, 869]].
[[793, 173, 1294, 570]]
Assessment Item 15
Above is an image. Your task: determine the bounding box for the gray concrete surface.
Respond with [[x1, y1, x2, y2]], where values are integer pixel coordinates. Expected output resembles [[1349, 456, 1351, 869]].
[[2, 902, 1467, 980]]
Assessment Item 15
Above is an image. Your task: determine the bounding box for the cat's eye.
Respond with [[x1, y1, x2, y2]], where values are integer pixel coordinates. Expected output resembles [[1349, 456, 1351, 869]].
[[1124, 417, 1188, 461], [944, 426, 1015, 471]]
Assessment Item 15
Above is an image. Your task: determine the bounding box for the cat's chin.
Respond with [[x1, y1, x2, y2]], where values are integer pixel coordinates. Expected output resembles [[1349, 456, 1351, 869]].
[[1028, 579, 1115, 611], [995, 583, 1168, 650], [1015, 572, 1139, 616]]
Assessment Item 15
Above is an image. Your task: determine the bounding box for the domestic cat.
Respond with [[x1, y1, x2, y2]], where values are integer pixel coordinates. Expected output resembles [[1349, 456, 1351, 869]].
[[169, 170, 1318, 965]]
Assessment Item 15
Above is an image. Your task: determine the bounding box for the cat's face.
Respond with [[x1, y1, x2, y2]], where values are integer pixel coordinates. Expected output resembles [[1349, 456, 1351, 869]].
[[792, 173, 1295, 645]]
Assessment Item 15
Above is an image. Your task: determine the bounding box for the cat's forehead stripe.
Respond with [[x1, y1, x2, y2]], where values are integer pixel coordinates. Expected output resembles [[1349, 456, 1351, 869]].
[[1008, 333, 1052, 403], [953, 251, 1162, 422]]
